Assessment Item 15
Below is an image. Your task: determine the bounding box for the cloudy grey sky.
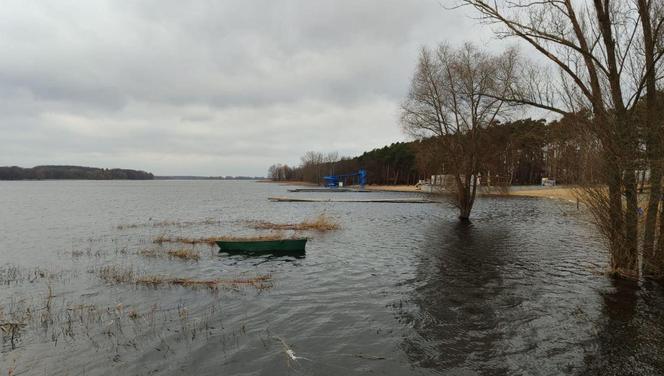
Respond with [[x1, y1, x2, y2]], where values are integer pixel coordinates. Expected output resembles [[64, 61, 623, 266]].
[[0, 0, 497, 176]]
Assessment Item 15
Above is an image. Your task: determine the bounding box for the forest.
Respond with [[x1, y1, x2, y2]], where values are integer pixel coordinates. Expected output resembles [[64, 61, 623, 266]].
[[0, 165, 155, 180], [267, 116, 600, 187]]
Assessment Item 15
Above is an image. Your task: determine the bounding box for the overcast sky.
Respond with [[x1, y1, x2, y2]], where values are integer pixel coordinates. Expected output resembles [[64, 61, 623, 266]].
[[0, 0, 499, 176]]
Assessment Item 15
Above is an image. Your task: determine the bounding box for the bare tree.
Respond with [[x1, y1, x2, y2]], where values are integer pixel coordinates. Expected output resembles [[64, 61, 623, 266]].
[[401, 43, 518, 220], [301, 151, 325, 184], [324, 151, 340, 176], [458, 0, 664, 278], [637, 0, 664, 274]]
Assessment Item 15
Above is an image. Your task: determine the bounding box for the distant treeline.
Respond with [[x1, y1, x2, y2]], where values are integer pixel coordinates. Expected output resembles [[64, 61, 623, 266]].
[[268, 117, 597, 186], [156, 176, 264, 180], [0, 165, 154, 180]]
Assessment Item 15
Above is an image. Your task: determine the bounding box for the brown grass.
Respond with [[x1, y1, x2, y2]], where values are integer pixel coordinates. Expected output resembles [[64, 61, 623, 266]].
[[98, 265, 135, 284], [117, 218, 220, 230], [247, 214, 340, 231], [366, 184, 420, 192], [137, 275, 272, 290], [154, 234, 301, 245], [95, 266, 272, 290], [166, 249, 201, 261], [138, 249, 159, 257], [136, 248, 200, 261], [507, 186, 580, 202], [1, 322, 26, 350]]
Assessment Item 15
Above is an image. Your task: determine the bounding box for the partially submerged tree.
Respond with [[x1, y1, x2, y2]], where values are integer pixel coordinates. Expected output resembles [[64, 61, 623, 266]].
[[459, 0, 664, 278], [401, 43, 518, 220]]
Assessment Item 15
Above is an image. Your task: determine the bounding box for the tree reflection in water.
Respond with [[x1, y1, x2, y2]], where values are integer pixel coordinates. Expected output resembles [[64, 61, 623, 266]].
[[396, 211, 664, 375], [399, 220, 514, 374], [583, 279, 664, 375]]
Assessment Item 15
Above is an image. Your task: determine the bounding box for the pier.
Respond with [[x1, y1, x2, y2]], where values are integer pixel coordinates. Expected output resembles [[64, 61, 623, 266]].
[[268, 196, 439, 203]]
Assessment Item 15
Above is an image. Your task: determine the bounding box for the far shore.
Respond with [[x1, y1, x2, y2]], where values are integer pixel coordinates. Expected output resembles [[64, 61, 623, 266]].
[[257, 180, 319, 186]]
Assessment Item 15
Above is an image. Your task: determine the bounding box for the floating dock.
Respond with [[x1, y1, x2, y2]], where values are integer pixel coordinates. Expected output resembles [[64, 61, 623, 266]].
[[287, 188, 370, 193], [268, 196, 439, 203]]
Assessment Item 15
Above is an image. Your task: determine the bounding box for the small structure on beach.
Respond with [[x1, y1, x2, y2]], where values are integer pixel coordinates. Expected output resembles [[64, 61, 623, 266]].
[[323, 169, 367, 190]]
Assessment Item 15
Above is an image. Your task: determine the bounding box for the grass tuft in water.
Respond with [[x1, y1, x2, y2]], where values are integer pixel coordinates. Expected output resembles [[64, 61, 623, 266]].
[[247, 214, 340, 231], [154, 234, 301, 245], [95, 266, 272, 291], [166, 249, 201, 261], [116, 218, 221, 230]]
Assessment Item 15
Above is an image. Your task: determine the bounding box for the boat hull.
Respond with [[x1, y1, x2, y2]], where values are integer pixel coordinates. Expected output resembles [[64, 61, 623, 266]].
[[216, 238, 307, 255]]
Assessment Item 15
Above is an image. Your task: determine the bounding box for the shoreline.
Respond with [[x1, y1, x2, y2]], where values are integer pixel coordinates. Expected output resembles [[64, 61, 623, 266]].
[[257, 180, 579, 202], [368, 184, 579, 202], [502, 186, 579, 203]]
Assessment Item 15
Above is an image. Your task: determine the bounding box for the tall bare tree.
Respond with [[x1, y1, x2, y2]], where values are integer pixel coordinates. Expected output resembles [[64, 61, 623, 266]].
[[401, 43, 518, 220], [459, 0, 664, 278], [637, 0, 664, 274], [301, 151, 325, 184]]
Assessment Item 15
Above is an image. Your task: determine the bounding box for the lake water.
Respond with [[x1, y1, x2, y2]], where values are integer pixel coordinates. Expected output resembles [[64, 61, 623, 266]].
[[1, 180, 663, 375]]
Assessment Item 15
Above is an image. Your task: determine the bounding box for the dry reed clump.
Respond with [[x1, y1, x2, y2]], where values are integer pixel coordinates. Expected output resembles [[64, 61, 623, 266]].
[[68, 248, 108, 258], [134, 275, 272, 290], [1, 279, 239, 356], [247, 214, 340, 231], [135, 248, 200, 261], [95, 266, 272, 291], [138, 249, 159, 258], [0, 322, 26, 350], [97, 265, 135, 284], [0, 265, 58, 285], [154, 234, 301, 245], [116, 218, 221, 230], [166, 249, 201, 261]]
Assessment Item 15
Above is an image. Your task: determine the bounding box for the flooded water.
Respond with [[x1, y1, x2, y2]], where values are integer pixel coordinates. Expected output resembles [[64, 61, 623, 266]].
[[1, 180, 663, 375]]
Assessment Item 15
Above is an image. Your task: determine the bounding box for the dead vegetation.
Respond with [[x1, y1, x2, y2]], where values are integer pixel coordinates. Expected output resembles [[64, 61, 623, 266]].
[[166, 249, 201, 261], [97, 265, 135, 284], [1, 290, 235, 357], [153, 234, 300, 245], [137, 248, 159, 258], [0, 322, 26, 350], [246, 214, 340, 231], [0, 265, 71, 285], [136, 248, 201, 261], [116, 218, 221, 230], [95, 266, 272, 291]]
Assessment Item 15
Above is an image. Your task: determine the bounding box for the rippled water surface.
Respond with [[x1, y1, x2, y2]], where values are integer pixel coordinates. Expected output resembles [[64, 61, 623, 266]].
[[1, 180, 663, 375]]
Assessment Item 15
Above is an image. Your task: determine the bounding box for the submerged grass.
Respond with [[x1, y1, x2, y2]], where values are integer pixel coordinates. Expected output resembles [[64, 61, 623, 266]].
[[247, 214, 340, 231], [95, 266, 272, 291], [116, 218, 221, 230], [1, 288, 235, 357], [0, 265, 73, 286], [153, 234, 301, 245], [166, 249, 201, 261]]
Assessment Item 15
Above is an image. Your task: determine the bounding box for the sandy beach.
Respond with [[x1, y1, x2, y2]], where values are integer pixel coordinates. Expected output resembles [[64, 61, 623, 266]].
[[369, 184, 581, 203]]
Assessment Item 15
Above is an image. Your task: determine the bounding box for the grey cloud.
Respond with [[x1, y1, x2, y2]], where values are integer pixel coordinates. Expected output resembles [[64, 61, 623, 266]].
[[0, 0, 495, 176]]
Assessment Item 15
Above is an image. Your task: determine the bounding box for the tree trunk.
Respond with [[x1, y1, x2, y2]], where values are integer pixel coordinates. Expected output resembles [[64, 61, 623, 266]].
[[607, 159, 628, 274], [455, 173, 478, 221], [657, 194, 664, 255], [455, 173, 472, 221], [644, 166, 663, 275], [623, 168, 639, 273], [637, 0, 662, 277]]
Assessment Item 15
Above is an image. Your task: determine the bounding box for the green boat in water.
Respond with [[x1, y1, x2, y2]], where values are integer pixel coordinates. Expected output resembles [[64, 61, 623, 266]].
[[216, 238, 307, 256]]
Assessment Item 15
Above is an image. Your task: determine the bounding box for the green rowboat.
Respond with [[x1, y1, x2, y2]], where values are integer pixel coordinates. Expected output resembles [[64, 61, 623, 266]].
[[216, 238, 307, 256]]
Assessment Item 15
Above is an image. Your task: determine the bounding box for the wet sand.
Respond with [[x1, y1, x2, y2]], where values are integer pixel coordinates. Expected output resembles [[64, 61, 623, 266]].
[[263, 181, 580, 202], [368, 184, 580, 202], [506, 186, 579, 202], [366, 185, 421, 192]]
